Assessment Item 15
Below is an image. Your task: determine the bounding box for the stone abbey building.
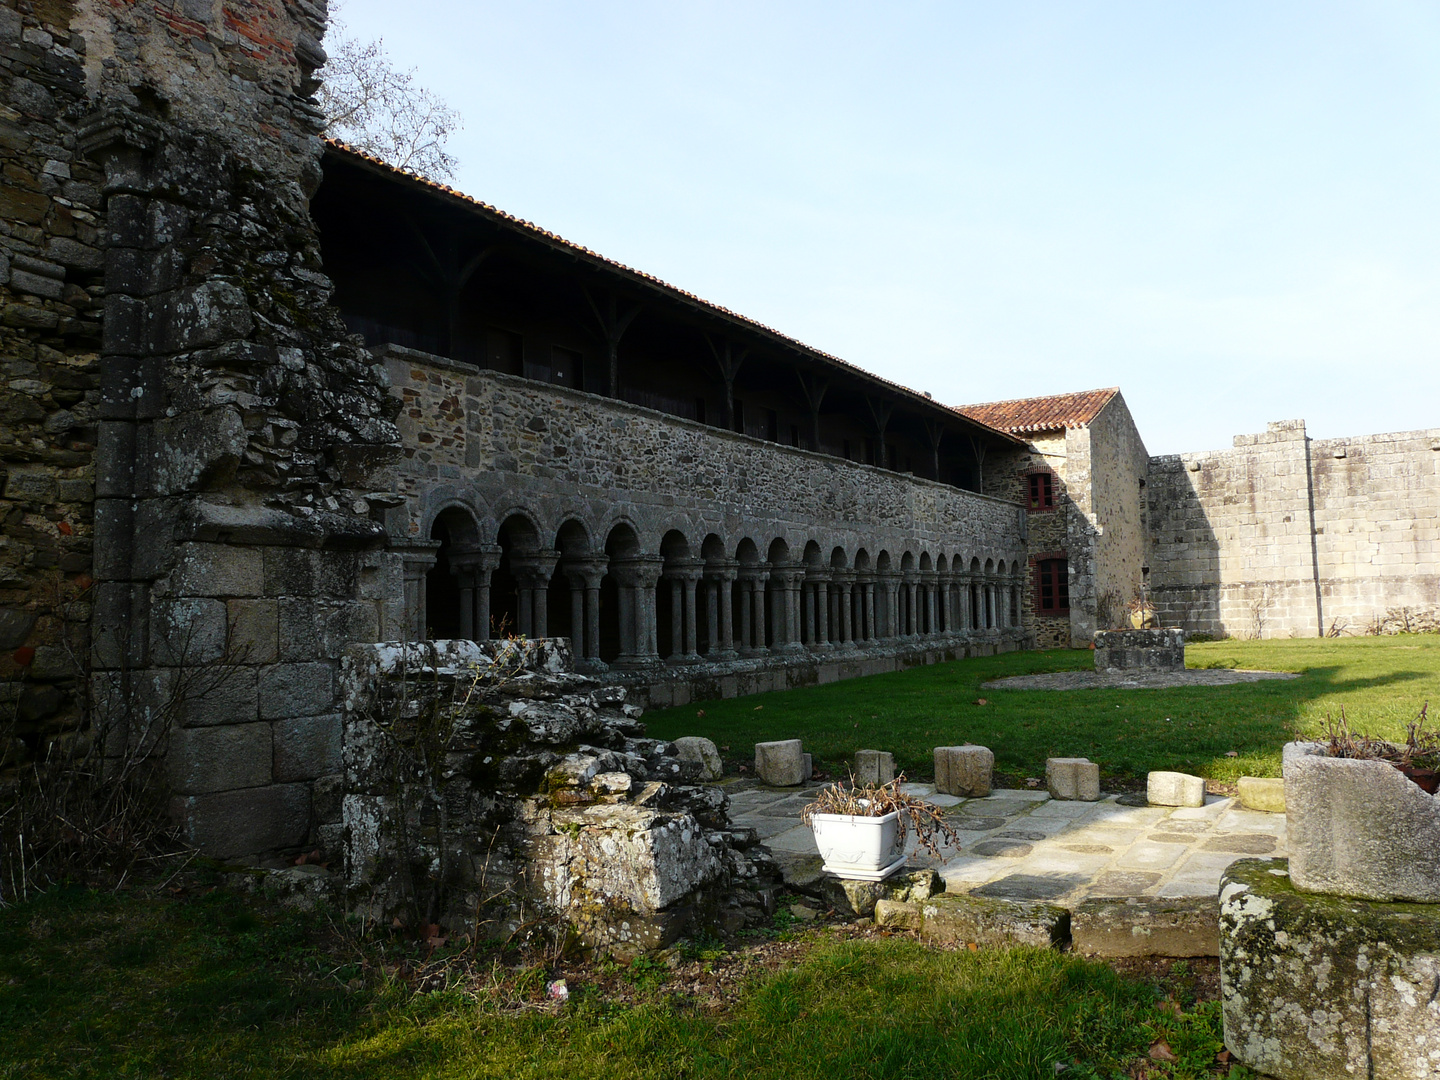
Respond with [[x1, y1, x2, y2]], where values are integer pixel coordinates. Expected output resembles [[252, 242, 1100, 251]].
[[1, 1, 1435, 860]]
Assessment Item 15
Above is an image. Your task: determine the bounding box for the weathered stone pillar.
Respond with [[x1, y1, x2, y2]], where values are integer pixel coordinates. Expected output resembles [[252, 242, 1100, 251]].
[[713, 562, 738, 658], [397, 541, 441, 641], [877, 572, 898, 640], [663, 560, 703, 662], [772, 567, 806, 654], [682, 569, 701, 661], [637, 556, 663, 661], [986, 580, 997, 630], [450, 544, 502, 641], [511, 549, 560, 638], [862, 580, 876, 643], [563, 556, 608, 668], [808, 571, 831, 649], [737, 567, 769, 655], [924, 572, 939, 637], [668, 578, 684, 659], [616, 575, 637, 663], [835, 571, 855, 649], [906, 575, 921, 638]]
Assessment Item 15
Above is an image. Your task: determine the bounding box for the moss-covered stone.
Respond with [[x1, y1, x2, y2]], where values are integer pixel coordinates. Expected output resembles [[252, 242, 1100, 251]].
[[1219, 858, 1440, 1080], [920, 892, 1070, 949]]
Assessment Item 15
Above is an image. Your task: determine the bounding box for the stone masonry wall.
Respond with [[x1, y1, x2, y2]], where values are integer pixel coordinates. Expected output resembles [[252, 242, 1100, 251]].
[[2, 0, 403, 861], [1147, 420, 1440, 638], [1080, 393, 1150, 636], [0, 2, 103, 775], [389, 350, 1027, 571]]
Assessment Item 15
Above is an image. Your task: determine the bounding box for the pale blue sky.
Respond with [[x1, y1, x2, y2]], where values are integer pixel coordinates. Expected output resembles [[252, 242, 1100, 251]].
[[332, 1, 1440, 455]]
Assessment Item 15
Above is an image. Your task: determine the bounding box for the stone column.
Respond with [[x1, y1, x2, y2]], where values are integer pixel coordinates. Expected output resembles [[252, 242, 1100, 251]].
[[682, 568, 702, 661], [616, 573, 637, 663], [564, 556, 608, 669], [737, 566, 769, 655], [862, 579, 876, 643], [450, 544, 502, 641], [835, 571, 855, 649], [924, 572, 939, 637], [904, 575, 920, 638], [664, 560, 703, 662], [772, 567, 806, 654], [637, 556, 663, 661], [986, 579, 997, 630], [511, 549, 560, 638], [809, 571, 831, 650], [397, 540, 441, 641], [710, 561, 738, 659], [876, 572, 896, 640], [611, 556, 663, 667], [752, 574, 769, 652], [668, 577, 684, 660]]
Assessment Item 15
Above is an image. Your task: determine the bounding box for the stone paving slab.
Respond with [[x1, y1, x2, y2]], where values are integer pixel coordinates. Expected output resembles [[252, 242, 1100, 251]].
[[721, 780, 1289, 907]]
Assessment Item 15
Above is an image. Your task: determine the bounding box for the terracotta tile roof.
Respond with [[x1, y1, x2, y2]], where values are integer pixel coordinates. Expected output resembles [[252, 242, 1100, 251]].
[[951, 388, 1119, 435], [321, 139, 1023, 445]]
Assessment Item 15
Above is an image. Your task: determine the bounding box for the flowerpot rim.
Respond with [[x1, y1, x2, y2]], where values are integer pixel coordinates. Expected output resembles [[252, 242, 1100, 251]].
[[809, 809, 901, 825]]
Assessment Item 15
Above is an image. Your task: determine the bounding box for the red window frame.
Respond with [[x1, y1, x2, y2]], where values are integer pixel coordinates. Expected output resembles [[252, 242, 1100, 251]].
[[1027, 470, 1055, 511], [1034, 556, 1069, 614]]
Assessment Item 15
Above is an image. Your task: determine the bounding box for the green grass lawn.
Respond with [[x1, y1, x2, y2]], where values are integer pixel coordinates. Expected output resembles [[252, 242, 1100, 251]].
[[643, 636, 1440, 786], [0, 882, 1240, 1080]]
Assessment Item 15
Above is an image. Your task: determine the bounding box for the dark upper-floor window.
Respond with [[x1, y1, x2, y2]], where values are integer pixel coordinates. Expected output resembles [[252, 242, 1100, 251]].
[[1037, 558, 1069, 613], [1028, 471, 1055, 510]]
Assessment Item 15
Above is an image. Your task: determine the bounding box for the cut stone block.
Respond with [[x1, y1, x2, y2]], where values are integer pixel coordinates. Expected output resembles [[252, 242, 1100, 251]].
[[754, 739, 806, 786], [1236, 776, 1285, 813], [1072, 896, 1218, 957], [919, 893, 1071, 949], [874, 899, 922, 929], [854, 749, 895, 785], [1093, 628, 1185, 672], [1283, 741, 1440, 902], [934, 744, 993, 797], [1046, 757, 1100, 801], [1147, 770, 1205, 808], [1220, 858, 1440, 1080], [674, 736, 723, 781]]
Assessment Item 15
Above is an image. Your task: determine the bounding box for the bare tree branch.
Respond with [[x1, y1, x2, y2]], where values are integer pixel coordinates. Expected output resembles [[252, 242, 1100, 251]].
[[318, 6, 463, 181]]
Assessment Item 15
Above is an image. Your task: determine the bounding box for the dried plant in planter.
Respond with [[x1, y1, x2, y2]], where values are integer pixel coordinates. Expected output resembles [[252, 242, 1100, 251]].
[[801, 774, 964, 859], [1320, 703, 1438, 790]]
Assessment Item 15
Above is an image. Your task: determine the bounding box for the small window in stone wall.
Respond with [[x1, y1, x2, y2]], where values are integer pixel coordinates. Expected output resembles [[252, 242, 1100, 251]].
[[1028, 471, 1055, 511], [1037, 557, 1069, 613]]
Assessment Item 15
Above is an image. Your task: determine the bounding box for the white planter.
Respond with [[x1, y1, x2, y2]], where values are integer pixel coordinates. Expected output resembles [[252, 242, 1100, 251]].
[[809, 810, 906, 881]]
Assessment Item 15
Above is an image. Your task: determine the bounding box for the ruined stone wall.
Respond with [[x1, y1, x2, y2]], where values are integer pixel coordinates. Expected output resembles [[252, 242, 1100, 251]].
[[0, 2, 103, 771], [389, 349, 1027, 570], [339, 638, 778, 955], [2, 0, 402, 860], [1078, 393, 1150, 637], [1147, 421, 1440, 638]]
